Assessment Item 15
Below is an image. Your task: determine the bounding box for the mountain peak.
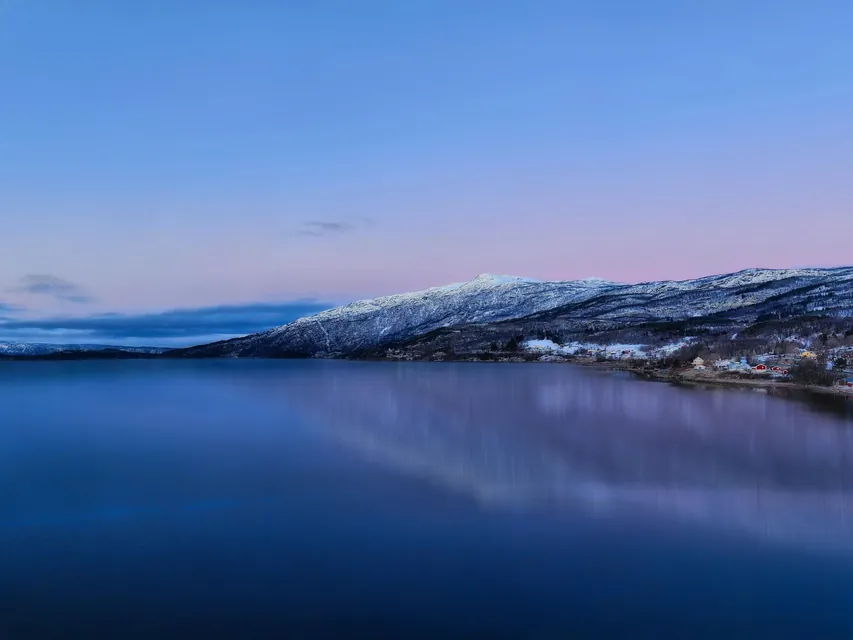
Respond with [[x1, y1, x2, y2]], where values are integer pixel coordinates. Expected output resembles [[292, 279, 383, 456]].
[[577, 277, 619, 286], [471, 273, 540, 285], [470, 273, 618, 287]]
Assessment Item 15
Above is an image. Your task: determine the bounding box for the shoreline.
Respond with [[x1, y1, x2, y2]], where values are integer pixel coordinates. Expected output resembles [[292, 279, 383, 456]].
[[362, 353, 853, 398], [381, 352, 853, 398], [3, 351, 852, 398], [585, 359, 853, 398]]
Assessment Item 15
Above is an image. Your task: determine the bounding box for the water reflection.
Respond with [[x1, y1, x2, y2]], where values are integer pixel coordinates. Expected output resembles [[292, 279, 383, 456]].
[[277, 362, 853, 553]]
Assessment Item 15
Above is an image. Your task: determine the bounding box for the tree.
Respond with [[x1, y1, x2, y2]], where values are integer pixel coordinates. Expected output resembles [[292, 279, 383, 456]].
[[834, 357, 848, 370], [788, 359, 840, 387], [544, 330, 563, 344], [505, 335, 523, 352]]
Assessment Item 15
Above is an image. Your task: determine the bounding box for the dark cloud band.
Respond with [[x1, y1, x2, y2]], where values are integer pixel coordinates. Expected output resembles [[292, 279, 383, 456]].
[[0, 301, 332, 345]]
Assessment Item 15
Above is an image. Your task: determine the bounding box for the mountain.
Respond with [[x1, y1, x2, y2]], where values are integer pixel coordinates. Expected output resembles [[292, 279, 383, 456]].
[[0, 343, 169, 357], [172, 267, 853, 359], [172, 274, 618, 358]]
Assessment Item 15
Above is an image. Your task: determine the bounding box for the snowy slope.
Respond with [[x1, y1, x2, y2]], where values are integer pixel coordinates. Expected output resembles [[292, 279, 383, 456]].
[[175, 267, 853, 358], [533, 266, 853, 329], [177, 274, 617, 357]]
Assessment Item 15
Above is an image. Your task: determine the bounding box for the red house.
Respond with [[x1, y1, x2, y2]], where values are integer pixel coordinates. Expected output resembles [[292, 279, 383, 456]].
[[782, 370, 789, 375], [771, 366, 782, 372], [754, 364, 767, 371]]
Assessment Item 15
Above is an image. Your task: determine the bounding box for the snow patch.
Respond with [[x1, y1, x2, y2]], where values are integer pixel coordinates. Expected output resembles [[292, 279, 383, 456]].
[[523, 339, 562, 351], [523, 339, 697, 360], [472, 273, 542, 285]]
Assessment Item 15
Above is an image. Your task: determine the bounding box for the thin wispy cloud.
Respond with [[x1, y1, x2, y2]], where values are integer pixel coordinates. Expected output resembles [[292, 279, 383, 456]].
[[295, 218, 375, 238], [0, 300, 334, 346], [12, 274, 95, 304]]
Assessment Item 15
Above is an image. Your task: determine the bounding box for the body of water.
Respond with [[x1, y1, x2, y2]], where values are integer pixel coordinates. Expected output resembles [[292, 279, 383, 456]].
[[2, 360, 853, 638]]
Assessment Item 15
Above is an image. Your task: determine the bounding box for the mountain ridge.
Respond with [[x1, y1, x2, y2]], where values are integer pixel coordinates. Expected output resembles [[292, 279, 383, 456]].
[[171, 266, 853, 359]]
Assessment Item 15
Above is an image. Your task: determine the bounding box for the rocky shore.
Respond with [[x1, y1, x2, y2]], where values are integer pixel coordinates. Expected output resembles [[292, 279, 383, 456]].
[[588, 360, 853, 397]]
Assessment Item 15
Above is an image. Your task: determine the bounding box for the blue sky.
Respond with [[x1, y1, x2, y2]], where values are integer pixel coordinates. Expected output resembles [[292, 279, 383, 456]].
[[2, 1, 852, 345]]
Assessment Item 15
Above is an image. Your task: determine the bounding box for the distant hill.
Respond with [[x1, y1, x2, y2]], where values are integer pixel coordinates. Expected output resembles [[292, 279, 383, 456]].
[[0, 343, 169, 359]]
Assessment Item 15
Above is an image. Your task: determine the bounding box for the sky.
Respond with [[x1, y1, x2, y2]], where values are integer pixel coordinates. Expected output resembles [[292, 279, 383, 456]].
[[2, 0, 852, 345]]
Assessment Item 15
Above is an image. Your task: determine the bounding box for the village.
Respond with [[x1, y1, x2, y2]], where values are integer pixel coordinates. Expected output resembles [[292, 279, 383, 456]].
[[521, 339, 853, 393], [684, 350, 853, 388]]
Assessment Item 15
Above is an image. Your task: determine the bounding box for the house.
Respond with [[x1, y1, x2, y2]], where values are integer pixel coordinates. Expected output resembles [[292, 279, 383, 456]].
[[771, 366, 782, 372], [714, 359, 736, 370], [846, 379, 853, 388], [801, 351, 817, 359], [754, 364, 768, 372], [782, 370, 789, 375], [726, 358, 752, 371], [692, 357, 705, 368]]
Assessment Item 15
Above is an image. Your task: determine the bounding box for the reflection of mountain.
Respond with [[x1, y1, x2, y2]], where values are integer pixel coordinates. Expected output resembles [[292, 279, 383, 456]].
[[277, 362, 853, 553]]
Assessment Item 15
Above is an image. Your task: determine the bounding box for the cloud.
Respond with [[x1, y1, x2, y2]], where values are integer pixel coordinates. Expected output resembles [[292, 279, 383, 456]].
[[0, 300, 334, 346], [12, 274, 95, 304], [295, 218, 375, 237], [0, 301, 25, 320]]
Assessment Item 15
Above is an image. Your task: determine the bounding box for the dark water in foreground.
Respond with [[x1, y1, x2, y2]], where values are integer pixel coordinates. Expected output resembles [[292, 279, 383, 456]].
[[1, 361, 853, 638]]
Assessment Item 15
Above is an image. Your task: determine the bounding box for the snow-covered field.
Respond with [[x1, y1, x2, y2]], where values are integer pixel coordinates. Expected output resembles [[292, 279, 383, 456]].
[[522, 338, 695, 360]]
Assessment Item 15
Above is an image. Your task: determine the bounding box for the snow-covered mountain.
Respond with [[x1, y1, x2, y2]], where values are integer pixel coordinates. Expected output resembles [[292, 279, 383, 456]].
[[529, 266, 853, 328], [174, 267, 853, 358], [0, 343, 168, 357], [175, 273, 619, 357]]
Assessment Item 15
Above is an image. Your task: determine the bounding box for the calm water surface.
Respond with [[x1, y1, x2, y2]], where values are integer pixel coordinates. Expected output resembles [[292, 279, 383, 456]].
[[1, 360, 853, 638]]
